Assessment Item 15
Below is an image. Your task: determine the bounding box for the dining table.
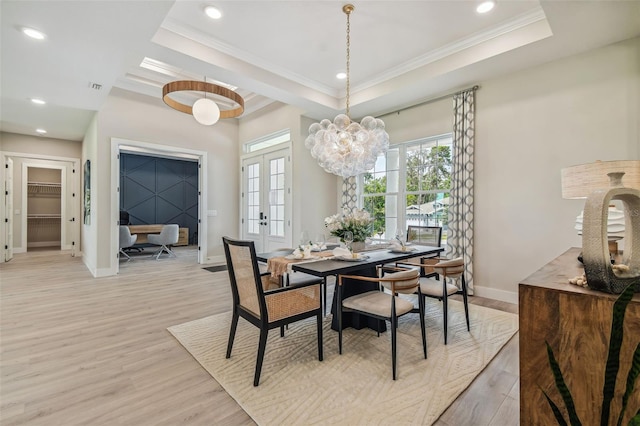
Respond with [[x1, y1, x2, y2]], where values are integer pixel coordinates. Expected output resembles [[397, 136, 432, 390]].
[[256, 244, 445, 332]]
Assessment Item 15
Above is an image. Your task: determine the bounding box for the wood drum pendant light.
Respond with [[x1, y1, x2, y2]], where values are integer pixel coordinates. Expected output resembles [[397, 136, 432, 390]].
[[162, 80, 244, 122]]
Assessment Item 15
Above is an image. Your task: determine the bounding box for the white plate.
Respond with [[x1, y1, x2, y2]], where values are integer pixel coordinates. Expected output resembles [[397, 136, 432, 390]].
[[336, 255, 370, 262], [389, 247, 416, 253], [285, 254, 319, 260]]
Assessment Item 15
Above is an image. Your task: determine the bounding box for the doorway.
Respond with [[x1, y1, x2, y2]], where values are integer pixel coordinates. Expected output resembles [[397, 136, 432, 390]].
[[1, 153, 80, 263], [241, 147, 292, 252], [26, 167, 62, 251], [111, 138, 208, 274]]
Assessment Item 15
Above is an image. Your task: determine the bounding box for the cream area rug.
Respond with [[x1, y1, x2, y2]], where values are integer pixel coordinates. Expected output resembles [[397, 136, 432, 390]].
[[168, 299, 518, 425]]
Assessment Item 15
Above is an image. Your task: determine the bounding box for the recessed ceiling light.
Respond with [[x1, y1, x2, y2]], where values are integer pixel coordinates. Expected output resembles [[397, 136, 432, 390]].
[[36, 128, 47, 134], [31, 98, 46, 105], [22, 27, 46, 40], [476, 1, 495, 14], [336, 72, 347, 80], [204, 6, 222, 19]]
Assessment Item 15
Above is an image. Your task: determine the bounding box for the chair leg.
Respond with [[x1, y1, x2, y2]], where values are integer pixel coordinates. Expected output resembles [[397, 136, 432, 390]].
[[391, 299, 398, 380], [443, 286, 449, 345], [254, 328, 268, 387], [119, 249, 131, 260], [462, 275, 470, 331], [338, 281, 343, 355], [226, 309, 239, 358], [323, 277, 328, 317], [419, 293, 427, 359], [154, 245, 176, 260], [154, 248, 163, 260], [317, 312, 323, 361]]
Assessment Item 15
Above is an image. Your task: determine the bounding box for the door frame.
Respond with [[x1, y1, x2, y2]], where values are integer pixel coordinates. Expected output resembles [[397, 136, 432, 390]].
[[110, 138, 208, 273], [0, 151, 80, 260], [21, 162, 66, 251], [240, 143, 293, 251], [3, 158, 13, 262]]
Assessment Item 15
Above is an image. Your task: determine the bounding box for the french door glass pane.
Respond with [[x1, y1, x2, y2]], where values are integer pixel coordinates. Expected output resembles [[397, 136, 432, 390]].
[[268, 157, 285, 237], [247, 163, 260, 234]]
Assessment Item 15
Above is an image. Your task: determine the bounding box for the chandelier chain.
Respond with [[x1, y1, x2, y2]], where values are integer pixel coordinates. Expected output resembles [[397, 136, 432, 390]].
[[345, 6, 351, 118], [304, 3, 388, 178]]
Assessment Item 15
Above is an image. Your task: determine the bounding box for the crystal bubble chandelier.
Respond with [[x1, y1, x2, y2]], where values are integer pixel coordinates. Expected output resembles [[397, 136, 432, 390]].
[[305, 4, 389, 178]]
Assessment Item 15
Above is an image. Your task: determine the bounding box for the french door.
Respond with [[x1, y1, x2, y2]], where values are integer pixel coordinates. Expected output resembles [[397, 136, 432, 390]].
[[241, 147, 291, 252]]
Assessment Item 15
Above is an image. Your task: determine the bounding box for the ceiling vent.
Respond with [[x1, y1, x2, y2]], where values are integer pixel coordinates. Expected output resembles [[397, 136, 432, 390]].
[[88, 82, 102, 90]]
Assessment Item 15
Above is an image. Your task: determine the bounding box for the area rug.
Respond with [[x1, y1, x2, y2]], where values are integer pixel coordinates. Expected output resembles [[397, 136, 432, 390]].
[[203, 264, 227, 273], [168, 299, 518, 425]]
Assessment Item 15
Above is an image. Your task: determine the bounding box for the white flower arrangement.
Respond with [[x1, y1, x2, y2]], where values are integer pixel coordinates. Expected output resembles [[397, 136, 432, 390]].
[[324, 208, 373, 243]]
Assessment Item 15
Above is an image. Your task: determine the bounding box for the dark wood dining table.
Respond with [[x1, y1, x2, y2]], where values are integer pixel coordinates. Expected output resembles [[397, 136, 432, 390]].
[[256, 244, 445, 332]]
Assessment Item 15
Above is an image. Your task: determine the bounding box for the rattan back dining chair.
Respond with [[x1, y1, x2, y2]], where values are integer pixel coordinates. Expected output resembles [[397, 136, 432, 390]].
[[336, 266, 425, 380], [404, 226, 443, 280], [222, 237, 323, 386], [406, 225, 442, 247]]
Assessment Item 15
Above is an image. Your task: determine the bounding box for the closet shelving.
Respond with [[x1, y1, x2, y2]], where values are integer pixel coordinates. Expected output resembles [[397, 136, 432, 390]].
[[26, 171, 63, 249], [28, 181, 62, 195]]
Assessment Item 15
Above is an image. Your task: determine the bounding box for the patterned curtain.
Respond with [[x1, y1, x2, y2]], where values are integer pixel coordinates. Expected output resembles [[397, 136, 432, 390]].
[[447, 89, 476, 294], [342, 176, 358, 212]]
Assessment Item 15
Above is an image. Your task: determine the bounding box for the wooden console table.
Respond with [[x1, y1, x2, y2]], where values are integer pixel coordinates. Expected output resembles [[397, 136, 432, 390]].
[[127, 225, 189, 246], [519, 247, 640, 425]]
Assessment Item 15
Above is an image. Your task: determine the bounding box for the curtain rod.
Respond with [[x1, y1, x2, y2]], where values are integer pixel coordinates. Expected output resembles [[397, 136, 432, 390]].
[[377, 85, 479, 118]]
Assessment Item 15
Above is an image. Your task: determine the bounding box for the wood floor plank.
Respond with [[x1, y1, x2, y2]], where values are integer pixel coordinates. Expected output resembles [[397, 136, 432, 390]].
[[1, 248, 519, 425]]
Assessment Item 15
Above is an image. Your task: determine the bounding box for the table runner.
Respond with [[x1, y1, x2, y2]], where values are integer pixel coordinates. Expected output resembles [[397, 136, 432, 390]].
[[266, 251, 335, 278]]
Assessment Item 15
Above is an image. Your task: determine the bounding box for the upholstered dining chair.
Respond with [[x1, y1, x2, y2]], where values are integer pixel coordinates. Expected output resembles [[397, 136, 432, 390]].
[[147, 224, 179, 260], [118, 226, 137, 261], [407, 257, 470, 344], [222, 237, 323, 386], [336, 266, 425, 380]]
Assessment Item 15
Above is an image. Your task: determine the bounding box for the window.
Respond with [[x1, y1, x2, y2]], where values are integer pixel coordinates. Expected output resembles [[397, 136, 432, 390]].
[[360, 134, 452, 244], [244, 129, 290, 153], [268, 157, 286, 237]]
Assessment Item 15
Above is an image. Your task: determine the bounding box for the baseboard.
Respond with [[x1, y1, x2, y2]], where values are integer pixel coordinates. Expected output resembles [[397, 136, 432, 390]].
[[13, 247, 26, 254], [82, 254, 98, 277], [473, 285, 518, 305], [206, 254, 226, 265], [94, 267, 115, 278]]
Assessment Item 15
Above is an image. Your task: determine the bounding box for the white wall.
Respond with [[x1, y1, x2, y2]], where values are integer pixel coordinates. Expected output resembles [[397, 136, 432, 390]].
[[381, 96, 452, 144], [81, 117, 99, 274], [473, 36, 639, 302], [93, 88, 239, 274]]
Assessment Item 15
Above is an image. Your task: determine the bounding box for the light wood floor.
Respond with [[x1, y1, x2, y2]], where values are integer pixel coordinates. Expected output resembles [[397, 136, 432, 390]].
[[0, 248, 519, 425]]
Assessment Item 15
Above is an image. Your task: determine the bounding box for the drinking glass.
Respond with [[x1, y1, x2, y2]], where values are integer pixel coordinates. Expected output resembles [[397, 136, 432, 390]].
[[343, 231, 353, 252], [300, 231, 310, 246], [314, 233, 325, 250]]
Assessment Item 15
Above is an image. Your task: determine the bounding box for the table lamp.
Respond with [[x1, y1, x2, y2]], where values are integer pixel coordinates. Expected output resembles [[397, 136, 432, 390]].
[[561, 160, 640, 293]]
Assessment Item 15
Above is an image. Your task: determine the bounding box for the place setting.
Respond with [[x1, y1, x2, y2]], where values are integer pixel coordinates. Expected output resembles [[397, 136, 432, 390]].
[[388, 230, 416, 253]]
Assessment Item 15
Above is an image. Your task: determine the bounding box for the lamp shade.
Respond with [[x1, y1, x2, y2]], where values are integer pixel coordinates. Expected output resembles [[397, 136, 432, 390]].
[[561, 160, 640, 199], [192, 98, 221, 125]]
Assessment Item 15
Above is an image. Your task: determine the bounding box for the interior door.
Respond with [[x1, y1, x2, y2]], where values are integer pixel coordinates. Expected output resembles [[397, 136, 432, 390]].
[[4, 158, 14, 261], [241, 148, 291, 252]]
